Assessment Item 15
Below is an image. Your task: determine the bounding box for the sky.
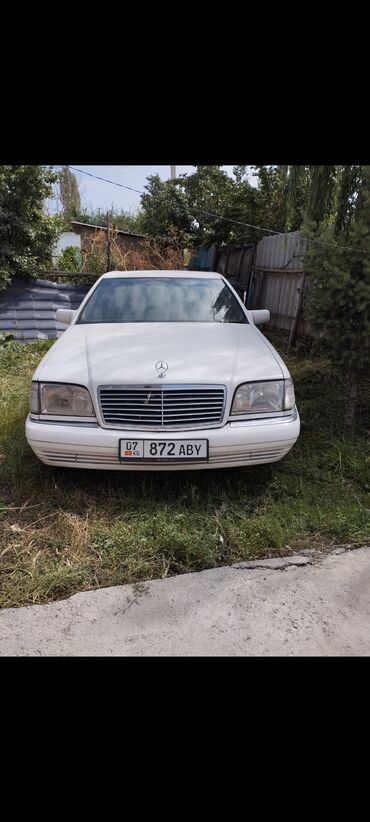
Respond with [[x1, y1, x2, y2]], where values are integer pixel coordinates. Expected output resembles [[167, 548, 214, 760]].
[[46, 165, 257, 215]]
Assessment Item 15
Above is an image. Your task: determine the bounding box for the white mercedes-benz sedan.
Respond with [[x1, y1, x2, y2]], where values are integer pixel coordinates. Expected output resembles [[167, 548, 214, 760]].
[[25, 270, 300, 470]]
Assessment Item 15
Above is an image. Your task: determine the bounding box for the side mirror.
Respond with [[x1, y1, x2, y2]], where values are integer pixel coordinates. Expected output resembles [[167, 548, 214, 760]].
[[250, 309, 270, 325], [56, 308, 77, 325]]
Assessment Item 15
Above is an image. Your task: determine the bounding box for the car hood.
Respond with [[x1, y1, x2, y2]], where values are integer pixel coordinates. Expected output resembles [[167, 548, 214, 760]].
[[36, 322, 284, 391]]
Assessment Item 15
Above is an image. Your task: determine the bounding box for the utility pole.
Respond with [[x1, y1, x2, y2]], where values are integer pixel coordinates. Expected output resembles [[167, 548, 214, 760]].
[[170, 165, 176, 180], [106, 211, 111, 272]]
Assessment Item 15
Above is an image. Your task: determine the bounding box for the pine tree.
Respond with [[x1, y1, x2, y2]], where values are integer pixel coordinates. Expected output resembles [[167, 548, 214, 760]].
[[285, 166, 311, 230], [59, 166, 81, 219], [334, 166, 362, 236], [304, 166, 370, 429]]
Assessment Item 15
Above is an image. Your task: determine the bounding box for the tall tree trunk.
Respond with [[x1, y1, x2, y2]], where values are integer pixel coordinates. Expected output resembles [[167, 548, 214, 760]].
[[345, 375, 358, 432]]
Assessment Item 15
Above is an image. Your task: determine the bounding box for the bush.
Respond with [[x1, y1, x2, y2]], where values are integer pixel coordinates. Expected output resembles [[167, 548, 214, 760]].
[[0, 166, 62, 290], [0, 332, 14, 348], [57, 246, 83, 272]]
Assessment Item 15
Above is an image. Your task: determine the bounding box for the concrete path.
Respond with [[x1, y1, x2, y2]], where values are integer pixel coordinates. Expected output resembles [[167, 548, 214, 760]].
[[1, 546, 370, 656]]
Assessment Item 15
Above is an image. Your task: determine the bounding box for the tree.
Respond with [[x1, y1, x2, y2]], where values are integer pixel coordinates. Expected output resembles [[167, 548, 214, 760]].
[[253, 166, 313, 234], [334, 165, 363, 236], [285, 166, 312, 230], [59, 166, 81, 219], [136, 165, 368, 266], [57, 245, 83, 272], [186, 165, 261, 246], [252, 165, 287, 232], [0, 165, 61, 290], [182, 166, 238, 246], [140, 174, 192, 243], [139, 167, 260, 249], [305, 165, 337, 226], [304, 166, 370, 429]]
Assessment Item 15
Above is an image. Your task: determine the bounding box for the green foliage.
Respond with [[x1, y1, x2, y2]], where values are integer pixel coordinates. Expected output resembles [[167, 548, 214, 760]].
[[253, 166, 319, 233], [140, 174, 192, 242], [252, 165, 289, 232], [0, 332, 14, 347], [305, 165, 337, 226], [304, 166, 370, 425], [285, 166, 312, 230], [182, 165, 258, 246], [139, 166, 261, 249], [74, 206, 144, 235], [83, 246, 106, 275], [299, 165, 365, 235], [253, 166, 361, 235], [59, 166, 81, 219], [334, 165, 363, 236], [57, 245, 83, 272], [0, 165, 61, 290], [138, 166, 333, 249]]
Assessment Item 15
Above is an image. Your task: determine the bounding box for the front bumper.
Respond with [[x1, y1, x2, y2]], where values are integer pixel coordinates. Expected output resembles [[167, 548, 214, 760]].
[[25, 408, 300, 470]]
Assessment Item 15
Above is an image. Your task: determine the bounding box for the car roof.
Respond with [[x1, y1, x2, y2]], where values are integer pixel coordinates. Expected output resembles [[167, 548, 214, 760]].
[[101, 270, 223, 279]]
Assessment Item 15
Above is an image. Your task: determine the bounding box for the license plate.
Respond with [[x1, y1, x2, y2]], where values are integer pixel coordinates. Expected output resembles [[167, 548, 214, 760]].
[[119, 439, 208, 462]]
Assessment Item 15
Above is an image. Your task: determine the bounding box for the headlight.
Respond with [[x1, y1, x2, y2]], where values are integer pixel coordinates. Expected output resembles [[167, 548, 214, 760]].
[[231, 379, 295, 414], [30, 383, 95, 416]]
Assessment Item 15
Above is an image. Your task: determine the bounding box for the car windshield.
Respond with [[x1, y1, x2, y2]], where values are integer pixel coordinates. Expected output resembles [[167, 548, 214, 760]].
[[76, 277, 248, 324]]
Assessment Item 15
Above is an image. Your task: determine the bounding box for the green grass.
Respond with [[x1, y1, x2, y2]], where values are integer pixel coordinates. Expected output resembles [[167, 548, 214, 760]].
[[0, 331, 369, 608]]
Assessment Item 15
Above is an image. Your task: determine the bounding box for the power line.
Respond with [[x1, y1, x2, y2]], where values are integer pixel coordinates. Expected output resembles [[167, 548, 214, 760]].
[[61, 166, 289, 236], [56, 166, 370, 255], [194, 209, 281, 236], [67, 165, 142, 195]]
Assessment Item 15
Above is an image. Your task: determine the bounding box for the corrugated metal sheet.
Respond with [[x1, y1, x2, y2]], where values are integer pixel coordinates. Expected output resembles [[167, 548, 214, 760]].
[[249, 270, 305, 330], [255, 232, 306, 272], [0, 277, 90, 341], [188, 243, 255, 290], [248, 232, 308, 332], [215, 245, 254, 285], [188, 246, 217, 271]]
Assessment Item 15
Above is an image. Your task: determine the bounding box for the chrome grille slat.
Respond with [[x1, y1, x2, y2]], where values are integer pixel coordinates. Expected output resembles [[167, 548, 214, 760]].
[[99, 395, 224, 401], [101, 411, 219, 419], [99, 402, 224, 407], [98, 384, 226, 429]]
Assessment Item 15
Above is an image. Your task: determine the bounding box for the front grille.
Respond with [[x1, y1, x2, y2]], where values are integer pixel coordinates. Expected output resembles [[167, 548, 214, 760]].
[[98, 384, 226, 429]]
